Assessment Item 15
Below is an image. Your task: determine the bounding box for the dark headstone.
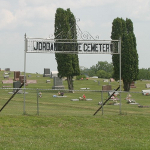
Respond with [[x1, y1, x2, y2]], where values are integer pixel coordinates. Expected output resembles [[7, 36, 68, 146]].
[[5, 68, 10, 71], [13, 81, 21, 93], [14, 71, 20, 81], [43, 68, 50, 77], [52, 77, 64, 89], [44, 68, 50, 74]]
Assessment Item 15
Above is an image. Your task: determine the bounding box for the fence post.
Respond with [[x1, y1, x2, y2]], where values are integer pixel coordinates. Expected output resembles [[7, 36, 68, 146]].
[[101, 91, 103, 115], [37, 88, 39, 115], [119, 91, 122, 114]]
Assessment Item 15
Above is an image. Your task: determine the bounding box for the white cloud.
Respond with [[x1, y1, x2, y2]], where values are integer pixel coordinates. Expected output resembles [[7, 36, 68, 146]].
[[58, 0, 117, 9], [113, 0, 150, 21], [0, 9, 15, 30], [0, 0, 11, 9], [77, 20, 95, 29], [1, 0, 150, 32]]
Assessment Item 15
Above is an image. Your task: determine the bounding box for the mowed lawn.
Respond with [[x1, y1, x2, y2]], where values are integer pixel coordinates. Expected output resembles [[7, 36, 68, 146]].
[[0, 115, 150, 150], [0, 71, 150, 149]]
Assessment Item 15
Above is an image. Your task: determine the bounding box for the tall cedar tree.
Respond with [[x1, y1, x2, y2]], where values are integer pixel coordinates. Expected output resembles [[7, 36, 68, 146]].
[[111, 18, 139, 91], [54, 8, 80, 90]]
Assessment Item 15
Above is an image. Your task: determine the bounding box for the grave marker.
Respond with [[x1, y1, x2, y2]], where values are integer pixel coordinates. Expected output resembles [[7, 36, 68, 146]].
[[130, 81, 136, 88], [145, 83, 150, 88], [26, 80, 37, 84], [4, 75, 9, 79], [102, 85, 112, 91], [110, 78, 115, 82], [46, 80, 51, 83], [5, 68, 10, 71], [103, 79, 108, 82], [2, 80, 13, 84], [19, 75, 26, 83], [43, 68, 50, 77], [14, 71, 20, 81], [13, 81, 21, 93], [51, 71, 58, 78], [52, 77, 64, 89]]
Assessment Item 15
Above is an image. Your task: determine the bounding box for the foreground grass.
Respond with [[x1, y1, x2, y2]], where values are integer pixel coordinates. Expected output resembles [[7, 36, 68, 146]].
[[0, 115, 150, 150]]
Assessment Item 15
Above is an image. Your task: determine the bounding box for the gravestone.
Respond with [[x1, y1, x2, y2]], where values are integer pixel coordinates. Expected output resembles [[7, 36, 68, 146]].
[[52, 77, 64, 89], [26, 80, 37, 84], [19, 75, 26, 83], [14, 71, 20, 81], [108, 91, 120, 96], [110, 78, 115, 82], [4, 75, 9, 79], [103, 79, 108, 82], [13, 81, 21, 93], [2, 80, 13, 84], [43, 68, 50, 77], [5, 68, 10, 71], [130, 81, 136, 88], [46, 80, 51, 83], [145, 84, 150, 88], [102, 85, 112, 91], [142, 90, 150, 95], [51, 71, 58, 78]]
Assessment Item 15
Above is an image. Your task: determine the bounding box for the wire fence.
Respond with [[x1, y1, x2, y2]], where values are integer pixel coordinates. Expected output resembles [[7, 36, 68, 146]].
[[0, 87, 149, 116]]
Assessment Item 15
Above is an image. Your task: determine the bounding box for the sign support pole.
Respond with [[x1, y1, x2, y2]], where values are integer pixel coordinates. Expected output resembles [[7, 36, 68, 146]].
[[119, 37, 122, 114], [23, 33, 27, 115]]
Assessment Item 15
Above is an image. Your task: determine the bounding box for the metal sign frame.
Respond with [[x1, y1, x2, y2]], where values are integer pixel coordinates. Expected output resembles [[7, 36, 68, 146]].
[[23, 34, 121, 115], [25, 36, 120, 54]]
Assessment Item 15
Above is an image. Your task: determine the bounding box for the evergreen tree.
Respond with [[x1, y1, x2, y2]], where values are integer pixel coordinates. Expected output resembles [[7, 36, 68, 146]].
[[111, 18, 139, 91], [54, 8, 80, 90]]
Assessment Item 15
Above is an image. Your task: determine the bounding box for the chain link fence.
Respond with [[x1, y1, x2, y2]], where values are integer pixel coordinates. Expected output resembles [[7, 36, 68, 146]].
[[0, 87, 149, 116]]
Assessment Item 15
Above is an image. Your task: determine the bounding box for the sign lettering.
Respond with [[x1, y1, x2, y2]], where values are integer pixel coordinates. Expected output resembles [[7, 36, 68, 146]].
[[31, 41, 115, 54]]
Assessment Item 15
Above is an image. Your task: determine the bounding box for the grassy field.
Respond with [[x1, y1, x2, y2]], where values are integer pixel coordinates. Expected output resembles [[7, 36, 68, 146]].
[[0, 70, 150, 149]]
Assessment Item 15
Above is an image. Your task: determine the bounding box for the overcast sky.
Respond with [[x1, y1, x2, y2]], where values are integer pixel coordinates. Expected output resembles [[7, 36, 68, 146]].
[[0, 0, 150, 74]]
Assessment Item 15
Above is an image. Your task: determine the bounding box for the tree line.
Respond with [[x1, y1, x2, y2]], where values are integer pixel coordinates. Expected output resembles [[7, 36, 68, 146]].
[[80, 61, 113, 79], [80, 62, 150, 80]]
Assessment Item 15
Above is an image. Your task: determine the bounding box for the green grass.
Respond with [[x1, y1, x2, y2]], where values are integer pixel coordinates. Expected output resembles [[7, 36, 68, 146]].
[[0, 71, 150, 149], [0, 115, 150, 150]]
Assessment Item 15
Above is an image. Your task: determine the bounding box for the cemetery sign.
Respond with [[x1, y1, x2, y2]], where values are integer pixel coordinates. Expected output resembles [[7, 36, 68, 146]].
[[25, 37, 120, 54], [23, 34, 121, 114]]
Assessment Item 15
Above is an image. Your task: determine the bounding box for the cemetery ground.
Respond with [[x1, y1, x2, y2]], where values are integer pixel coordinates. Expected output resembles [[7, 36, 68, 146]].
[[0, 71, 150, 149]]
